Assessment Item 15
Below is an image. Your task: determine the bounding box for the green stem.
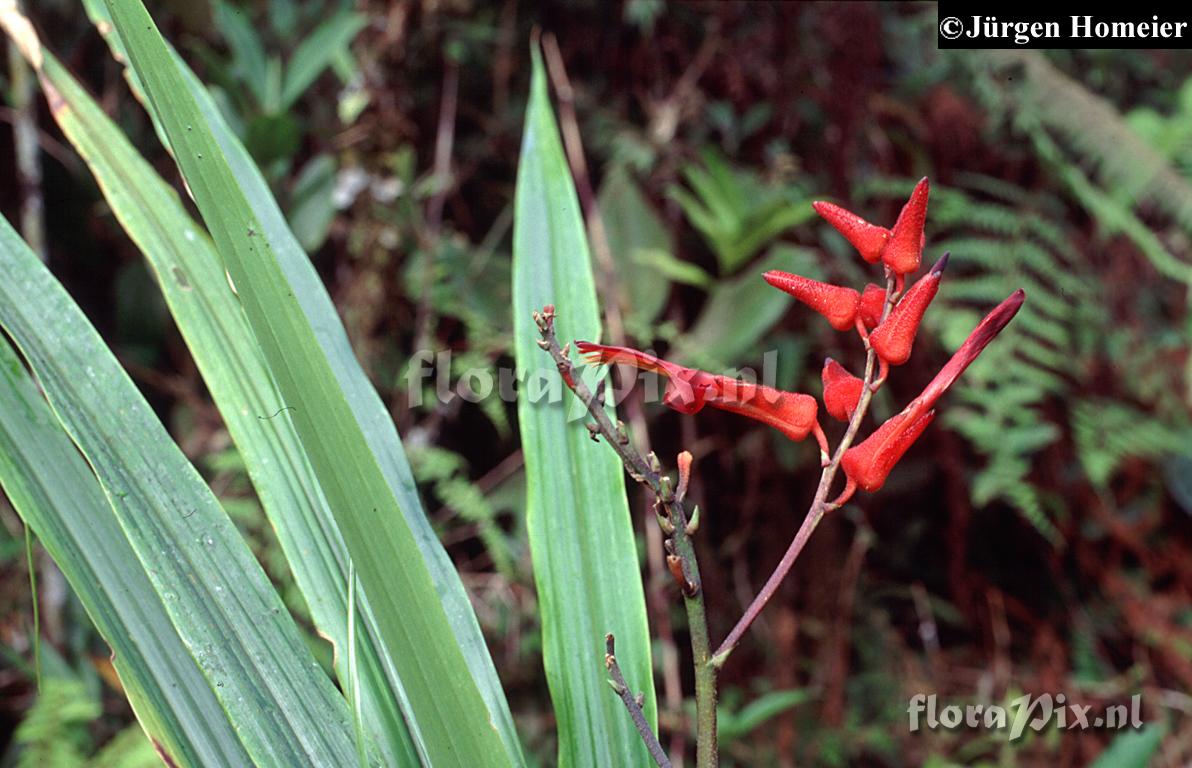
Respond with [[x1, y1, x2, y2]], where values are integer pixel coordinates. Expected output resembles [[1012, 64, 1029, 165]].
[[669, 521, 717, 767]]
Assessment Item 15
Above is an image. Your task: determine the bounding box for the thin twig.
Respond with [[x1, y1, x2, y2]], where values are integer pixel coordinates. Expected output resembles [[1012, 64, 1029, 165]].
[[606, 634, 673, 768], [711, 273, 900, 666], [535, 307, 718, 768]]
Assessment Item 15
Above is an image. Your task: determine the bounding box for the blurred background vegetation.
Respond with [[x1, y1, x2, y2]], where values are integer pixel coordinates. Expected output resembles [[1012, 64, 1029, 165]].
[[1, 1, 1190, 765]]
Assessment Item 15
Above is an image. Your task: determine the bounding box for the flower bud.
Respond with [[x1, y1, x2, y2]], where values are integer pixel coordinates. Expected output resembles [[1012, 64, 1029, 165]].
[[881, 177, 929, 275], [858, 283, 887, 330], [812, 201, 891, 263], [869, 253, 948, 366], [841, 409, 936, 492], [821, 358, 864, 422], [763, 271, 860, 331]]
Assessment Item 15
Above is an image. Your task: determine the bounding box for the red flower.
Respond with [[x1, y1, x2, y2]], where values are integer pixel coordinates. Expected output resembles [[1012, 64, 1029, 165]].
[[821, 358, 864, 422], [881, 177, 930, 275], [836, 289, 1025, 503], [812, 201, 890, 264], [762, 271, 860, 331], [858, 283, 887, 330], [869, 253, 948, 370], [840, 409, 936, 494], [576, 342, 829, 455]]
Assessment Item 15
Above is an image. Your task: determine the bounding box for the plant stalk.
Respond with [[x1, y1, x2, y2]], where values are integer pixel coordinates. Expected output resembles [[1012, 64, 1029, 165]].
[[712, 274, 899, 666], [534, 306, 718, 766]]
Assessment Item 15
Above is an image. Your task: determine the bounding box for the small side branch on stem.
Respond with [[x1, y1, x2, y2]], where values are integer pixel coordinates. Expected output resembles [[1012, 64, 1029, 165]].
[[606, 634, 672, 768]]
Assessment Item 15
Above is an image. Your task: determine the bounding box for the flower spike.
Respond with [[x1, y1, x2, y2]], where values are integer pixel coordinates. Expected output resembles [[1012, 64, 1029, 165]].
[[762, 271, 860, 331], [821, 358, 864, 422], [835, 289, 1025, 504], [812, 201, 891, 264], [869, 252, 948, 376], [881, 177, 930, 275], [576, 342, 830, 456]]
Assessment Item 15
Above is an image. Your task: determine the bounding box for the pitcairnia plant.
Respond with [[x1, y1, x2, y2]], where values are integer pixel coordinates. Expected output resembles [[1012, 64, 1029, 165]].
[[534, 177, 1025, 766]]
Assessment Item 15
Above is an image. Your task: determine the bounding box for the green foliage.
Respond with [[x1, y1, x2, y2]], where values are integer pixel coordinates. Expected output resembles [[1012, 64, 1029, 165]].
[[965, 50, 1192, 283], [716, 687, 814, 746], [669, 147, 815, 274], [13, 677, 165, 768], [1072, 400, 1188, 489], [408, 446, 518, 578], [14, 678, 100, 768], [104, 1, 517, 763], [512, 46, 656, 767], [1087, 724, 1165, 768], [599, 165, 682, 329]]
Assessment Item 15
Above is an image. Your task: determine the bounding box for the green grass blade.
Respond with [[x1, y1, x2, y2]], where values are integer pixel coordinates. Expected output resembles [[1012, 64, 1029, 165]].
[[80, 4, 524, 759], [281, 11, 366, 110], [512, 45, 657, 766], [8, 37, 419, 765], [0, 213, 357, 766], [0, 335, 249, 767], [103, 2, 514, 764]]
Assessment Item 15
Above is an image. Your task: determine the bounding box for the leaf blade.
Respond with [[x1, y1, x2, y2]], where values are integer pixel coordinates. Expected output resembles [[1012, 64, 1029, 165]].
[[17, 42, 419, 766], [512, 46, 657, 767], [102, 2, 515, 764], [0, 213, 358, 766]]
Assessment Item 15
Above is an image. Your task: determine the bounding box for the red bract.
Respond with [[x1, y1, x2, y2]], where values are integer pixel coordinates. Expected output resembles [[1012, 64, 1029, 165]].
[[869, 253, 948, 369], [576, 342, 830, 455], [762, 271, 860, 331], [836, 289, 1025, 503], [812, 201, 890, 264], [881, 177, 929, 275], [822, 358, 863, 422], [858, 283, 887, 330]]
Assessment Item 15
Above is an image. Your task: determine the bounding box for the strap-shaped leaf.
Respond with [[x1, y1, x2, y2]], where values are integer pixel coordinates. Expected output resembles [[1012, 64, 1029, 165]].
[[102, 2, 514, 764], [0, 336, 249, 767], [8, 37, 417, 765], [512, 46, 657, 766], [0, 214, 358, 766], [81, 2, 524, 759]]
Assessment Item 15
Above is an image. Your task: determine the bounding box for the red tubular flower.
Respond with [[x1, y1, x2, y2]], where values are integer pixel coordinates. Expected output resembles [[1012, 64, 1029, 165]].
[[869, 253, 948, 368], [835, 289, 1025, 504], [811, 201, 891, 264], [881, 177, 930, 275], [821, 358, 864, 422], [858, 283, 887, 330], [762, 271, 860, 331], [840, 409, 936, 494], [576, 341, 829, 455]]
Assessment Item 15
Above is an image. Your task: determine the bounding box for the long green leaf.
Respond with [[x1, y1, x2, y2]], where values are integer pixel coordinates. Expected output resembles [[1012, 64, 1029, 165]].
[[0, 336, 248, 767], [512, 46, 657, 766], [0, 213, 357, 766], [103, 2, 512, 764], [9, 34, 417, 765], [80, 3, 524, 760]]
